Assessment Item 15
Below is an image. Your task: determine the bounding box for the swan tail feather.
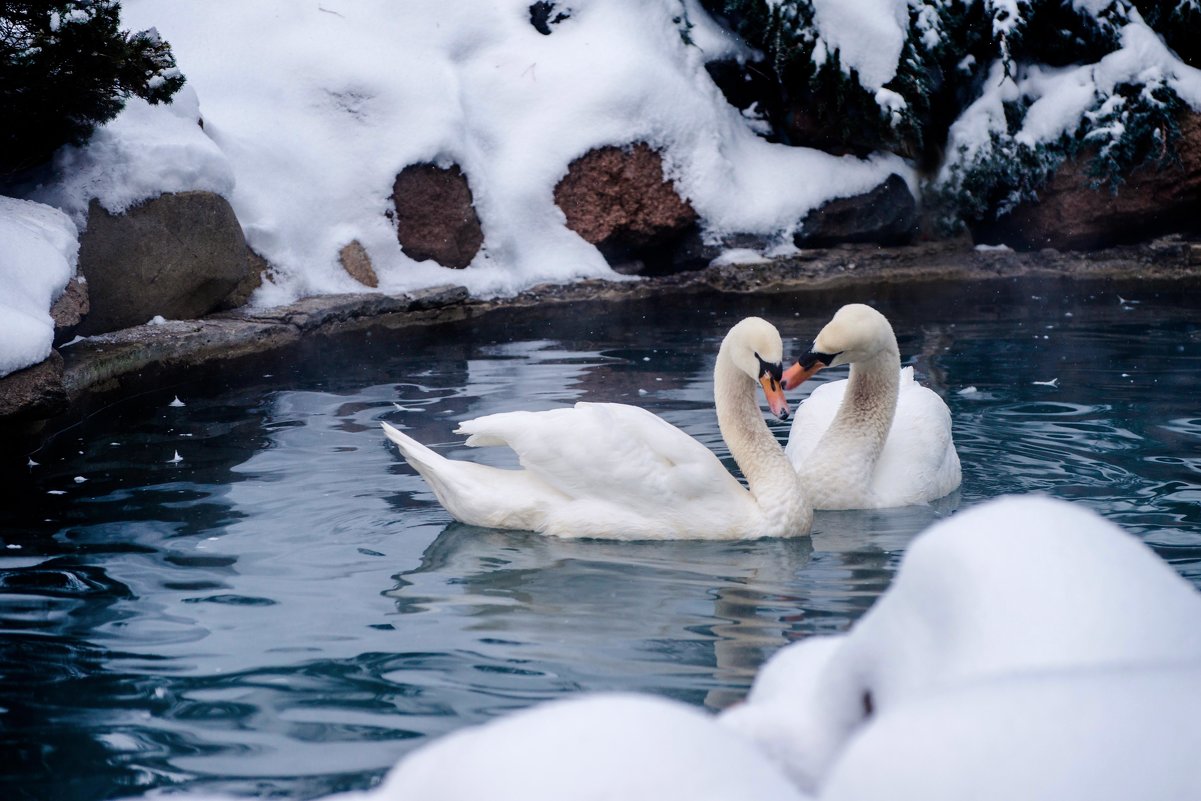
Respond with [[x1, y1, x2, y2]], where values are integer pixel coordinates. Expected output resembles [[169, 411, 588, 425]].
[[382, 422, 447, 471], [382, 422, 556, 531]]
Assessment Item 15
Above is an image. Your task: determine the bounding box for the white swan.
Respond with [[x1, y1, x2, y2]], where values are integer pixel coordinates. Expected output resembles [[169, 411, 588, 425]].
[[382, 317, 811, 540], [781, 304, 961, 509]]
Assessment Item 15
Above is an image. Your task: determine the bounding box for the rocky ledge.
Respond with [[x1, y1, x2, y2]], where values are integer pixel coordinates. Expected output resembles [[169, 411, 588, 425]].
[[4, 237, 1201, 460]]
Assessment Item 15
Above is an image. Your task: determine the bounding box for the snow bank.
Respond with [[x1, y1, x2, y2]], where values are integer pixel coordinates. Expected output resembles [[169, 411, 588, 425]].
[[722, 494, 1201, 796], [29, 84, 234, 228], [72, 0, 903, 306], [0, 197, 78, 377], [832, 494, 1201, 697], [719, 635, 848, 794], [820, 665, 1201, 801], [368, 693, 812, 801]]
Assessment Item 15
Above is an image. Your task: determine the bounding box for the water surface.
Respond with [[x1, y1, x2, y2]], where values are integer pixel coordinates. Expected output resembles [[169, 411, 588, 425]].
[[3, 278, 1200, 799]]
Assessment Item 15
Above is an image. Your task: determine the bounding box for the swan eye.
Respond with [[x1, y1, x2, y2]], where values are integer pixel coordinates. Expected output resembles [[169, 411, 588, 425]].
[[756, 354, 783, 384], [799, 350, 841, 369]]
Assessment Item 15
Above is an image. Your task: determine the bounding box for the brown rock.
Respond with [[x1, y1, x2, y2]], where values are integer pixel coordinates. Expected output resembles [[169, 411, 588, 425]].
[[392, 163, 484, 269], [976, 113, 1201, 251], [50, 276, 90, 345], [797, 174, 917, 247], [0, 350, 67, 422], [339, 240, 379, 287], [76, 191, 250, 335], [554, 142, 699, 274]]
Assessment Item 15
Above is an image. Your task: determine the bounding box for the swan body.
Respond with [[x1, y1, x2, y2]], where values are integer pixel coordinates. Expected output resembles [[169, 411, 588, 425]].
[[783, 305, 961, 509], [383, 317, 811, 540]]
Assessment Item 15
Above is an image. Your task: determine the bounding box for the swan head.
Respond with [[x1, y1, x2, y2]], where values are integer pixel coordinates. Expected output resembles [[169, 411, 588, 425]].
[[782, 304, 897, 389], [724, 317, 790, 420]]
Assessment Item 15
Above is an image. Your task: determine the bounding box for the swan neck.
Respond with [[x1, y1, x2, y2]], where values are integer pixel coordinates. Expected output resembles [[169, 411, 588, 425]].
[[835, 348, 900, 454], [714, 348, 807, 536]]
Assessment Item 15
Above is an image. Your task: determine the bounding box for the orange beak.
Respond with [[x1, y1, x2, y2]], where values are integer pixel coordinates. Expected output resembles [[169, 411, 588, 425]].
[[782, 360, 823, 391], [759, 374, 790, 420]]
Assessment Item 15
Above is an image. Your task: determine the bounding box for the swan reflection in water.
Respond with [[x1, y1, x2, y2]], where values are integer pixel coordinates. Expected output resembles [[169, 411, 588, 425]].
[[380, 498, 955, 710]]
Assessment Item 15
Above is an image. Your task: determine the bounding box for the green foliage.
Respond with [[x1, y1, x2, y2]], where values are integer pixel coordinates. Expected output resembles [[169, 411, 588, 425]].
[[927, 124, 1067, 235], [1084, 76, 1185, 189], [0, 0, 185, 177]]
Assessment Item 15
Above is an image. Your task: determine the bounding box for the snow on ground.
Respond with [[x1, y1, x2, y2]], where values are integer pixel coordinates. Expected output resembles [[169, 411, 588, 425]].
[[820, 665, 1201, 801], [0, 197, 78, 377], [24, 0, 905, 309], [5, 4, 1201, 372]]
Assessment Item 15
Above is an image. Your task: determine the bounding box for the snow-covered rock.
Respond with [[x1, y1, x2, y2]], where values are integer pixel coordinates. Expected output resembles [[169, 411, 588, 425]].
[[0, 197, 78, 378]]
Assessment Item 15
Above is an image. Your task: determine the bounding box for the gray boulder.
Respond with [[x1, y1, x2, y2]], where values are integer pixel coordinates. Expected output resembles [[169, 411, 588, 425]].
[[797, 174, 917, 247], [0, 350, 67, 423], [76, 191, 249, 335]]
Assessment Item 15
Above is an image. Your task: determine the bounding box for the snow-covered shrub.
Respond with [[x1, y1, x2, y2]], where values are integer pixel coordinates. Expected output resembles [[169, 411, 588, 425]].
[[1136, 0, 1200, 68], [703, 0, 1200, 232], [932, 11, 1198, 234], [0, 1, 184, 178]]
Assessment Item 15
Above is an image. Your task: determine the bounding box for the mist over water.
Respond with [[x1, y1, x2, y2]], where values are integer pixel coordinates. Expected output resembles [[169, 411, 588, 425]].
[[3, 278, 1200, 799]]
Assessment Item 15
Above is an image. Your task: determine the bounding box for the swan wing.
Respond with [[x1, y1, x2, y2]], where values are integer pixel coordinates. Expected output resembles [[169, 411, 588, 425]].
[[382, 421, 566, 531], [457, 402, 745, 512]]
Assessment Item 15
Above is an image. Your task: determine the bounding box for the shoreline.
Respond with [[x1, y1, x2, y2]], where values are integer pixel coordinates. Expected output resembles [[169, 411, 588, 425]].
[[10, 237, 1201, 457]]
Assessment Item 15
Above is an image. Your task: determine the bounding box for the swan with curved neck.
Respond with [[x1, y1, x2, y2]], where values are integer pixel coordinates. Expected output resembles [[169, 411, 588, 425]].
[[782, 304, 961, 510], [383, 317, 811, 540]]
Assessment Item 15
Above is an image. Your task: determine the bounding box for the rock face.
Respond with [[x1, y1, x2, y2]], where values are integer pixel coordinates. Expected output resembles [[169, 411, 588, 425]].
[[797, 174, 917, 247], [75, 191, 249, 335], [554, 142, 699, 275], [975, 113, 1201, 251], [339, 240, 379, 287], [392, 163, 484, 269], [217, 248, 269, 311], [0, 351, 67, 423], [50, 276, 90, 345]]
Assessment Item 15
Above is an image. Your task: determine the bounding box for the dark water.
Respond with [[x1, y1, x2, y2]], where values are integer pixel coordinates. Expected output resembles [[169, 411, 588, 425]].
[[3, 277, 1201, 800]]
